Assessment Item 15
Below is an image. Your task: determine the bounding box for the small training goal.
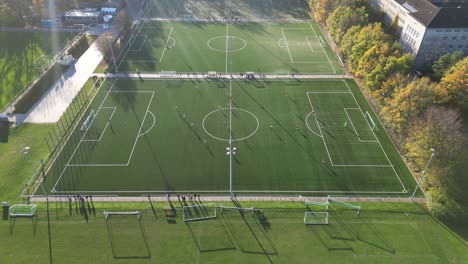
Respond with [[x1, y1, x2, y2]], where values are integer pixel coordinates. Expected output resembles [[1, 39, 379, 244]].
[[160, 71, 176, 78], [81, 109, 96, 131], [304, 212, 329, 225], [9, 204, 38, 218], [183, 203, 217, 222], [220, 205, 255, 215]]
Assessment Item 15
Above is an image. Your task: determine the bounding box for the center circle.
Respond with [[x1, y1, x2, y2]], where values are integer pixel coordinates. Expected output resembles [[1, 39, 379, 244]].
[[202, 108, 259, 141], [207, 36, 247, 52]]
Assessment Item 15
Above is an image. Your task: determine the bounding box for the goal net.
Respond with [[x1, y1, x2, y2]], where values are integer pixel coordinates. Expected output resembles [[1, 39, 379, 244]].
[[81, 109, 96, 131], [104, 211, 142, 221], [304, 212, 328, 225], [364, 111, 379, 131], [160, 71, 176, 78], [207, 71, 217, 78], [327, 196, 361, 215], [304, 200, 329, 210], [183, 203, 217, 222], [9, 204, 37, 217], [220, 205, 255, 215]]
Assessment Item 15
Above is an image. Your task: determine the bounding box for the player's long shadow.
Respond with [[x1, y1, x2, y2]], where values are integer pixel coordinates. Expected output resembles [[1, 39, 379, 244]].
[[351, 212, 396, 254], [9, 215, 39, 236], [221, 210, 277, 264], [185, 219, 237, 253], [105, 216, 151, 259]]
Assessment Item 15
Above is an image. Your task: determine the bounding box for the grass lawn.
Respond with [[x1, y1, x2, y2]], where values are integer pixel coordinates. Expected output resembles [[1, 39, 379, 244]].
[[0, 123, 52, 202], [117, 21, 341, 74], [0, 201, 466, 263], [0, 31, 77, 111], [43, 78, 414, 195]]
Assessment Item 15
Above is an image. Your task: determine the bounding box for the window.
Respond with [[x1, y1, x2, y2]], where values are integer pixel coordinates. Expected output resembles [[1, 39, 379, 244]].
[[462, 36, 466, 40], [443, 36, 448, 40], [458, 45, 462, 48], [449, 44, 453, 48], [452, 36, 457, 40]]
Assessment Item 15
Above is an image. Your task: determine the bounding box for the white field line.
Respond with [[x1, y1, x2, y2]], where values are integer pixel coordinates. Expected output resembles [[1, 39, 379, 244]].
[[117, 22, 146, 70], [343, 80, 407, 192], [138, 110, 156, 137], [344, 108, 378, 143], [129, 35, 148, 51], [306, 93, 334, 165], [305, 112, 322, 137], [52, 81, 116, 191], [307, 92, 396, 167], [125, 91, 155, 165], [308, 23, 336, 73], [82, 107, 117, 142], [306, 36, 323, 53], [281, 28, 294, 63], [159, 26, 174, 63], [344, 108, 360, 137], [51, 189, 408, 194]]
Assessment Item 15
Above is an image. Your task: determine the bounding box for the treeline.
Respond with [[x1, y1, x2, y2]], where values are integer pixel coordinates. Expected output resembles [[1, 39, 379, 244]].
[[309, 0, 467, 220]]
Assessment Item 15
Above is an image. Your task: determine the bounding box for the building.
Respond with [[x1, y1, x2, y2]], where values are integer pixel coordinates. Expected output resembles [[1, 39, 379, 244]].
[[63, 8, 102, 25], [371, 0, 468, 70]]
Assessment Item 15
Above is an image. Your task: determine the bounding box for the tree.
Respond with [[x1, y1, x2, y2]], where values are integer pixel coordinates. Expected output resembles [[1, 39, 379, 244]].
[[380, 77, 439, 134], [405, 107, 466, 219], [309, 0, 339, 25], [372, 72, 411, 105], [326, 5, 368, 45], [114, 10, 131, 34], [0, 4, 19, 26], [339, 23, 392, 73], [438, 56, 468, 108], [431, 50, 464, 81]]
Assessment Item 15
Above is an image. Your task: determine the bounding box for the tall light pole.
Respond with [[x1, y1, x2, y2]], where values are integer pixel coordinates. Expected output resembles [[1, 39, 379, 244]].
[[24, 147, 52, 264], [411, 148, 435, 199], [107, 36, 117, 73]]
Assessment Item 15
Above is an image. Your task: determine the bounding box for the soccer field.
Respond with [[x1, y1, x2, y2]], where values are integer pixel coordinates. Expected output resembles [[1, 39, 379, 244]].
[[43, 78, 414, 195], [116, 21, 341, 74]]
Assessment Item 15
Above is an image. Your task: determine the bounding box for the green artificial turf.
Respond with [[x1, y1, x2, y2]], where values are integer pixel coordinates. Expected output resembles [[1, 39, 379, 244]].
[[0, 201, 466, 264], [146, 0, 310, 21], [116, 21, 341, 74], [43, 78, 414, 196], [0, 31, 77, 111]]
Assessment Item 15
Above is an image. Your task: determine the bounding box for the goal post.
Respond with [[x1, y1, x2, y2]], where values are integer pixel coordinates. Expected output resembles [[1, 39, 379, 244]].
[[9, 204, 38, 217], [364, 111, 379, 131], [183, 203, 217, 222], [220, 205, 255, 216], [81, 109, 96, 131], [304, 200, 329, 210], [304, 212, 329, 225], [104, 211, 142, 221], [160, 71, 177, 78], [327, 196, 361, 215]]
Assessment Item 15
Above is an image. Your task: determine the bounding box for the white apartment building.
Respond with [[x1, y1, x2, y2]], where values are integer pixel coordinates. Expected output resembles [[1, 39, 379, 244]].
[[371, 0, 468, 70]]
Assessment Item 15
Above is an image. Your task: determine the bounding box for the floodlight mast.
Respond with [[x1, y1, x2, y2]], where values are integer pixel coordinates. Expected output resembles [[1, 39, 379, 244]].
[[24, 147, 52, 264], [411, 148, 436, 199]]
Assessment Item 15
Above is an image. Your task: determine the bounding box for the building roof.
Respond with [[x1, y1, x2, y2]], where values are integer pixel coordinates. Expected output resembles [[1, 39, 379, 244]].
[[427, 7, 468, 28], [395, 0, 468, 28], [65, 9, 101, 18], [396, 0, 439, 25]]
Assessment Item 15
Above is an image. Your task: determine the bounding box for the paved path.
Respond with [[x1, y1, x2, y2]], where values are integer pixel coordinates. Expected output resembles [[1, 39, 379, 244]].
[[10, 42, 103, 125], [31, 195, 425, 203], [94, 72, 352, 80]]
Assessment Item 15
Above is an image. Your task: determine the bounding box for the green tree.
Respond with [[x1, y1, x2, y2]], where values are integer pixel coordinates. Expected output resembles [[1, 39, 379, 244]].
[[431, 51, 464, 81], [381, 77, 439, 134], [372, 72, 411, 105], [326, 6, 368, 45], [0, 4, 19, 26], [438, 56, 468, 108], [339, 23, 392, 73], [406, 107, 466, 219]]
